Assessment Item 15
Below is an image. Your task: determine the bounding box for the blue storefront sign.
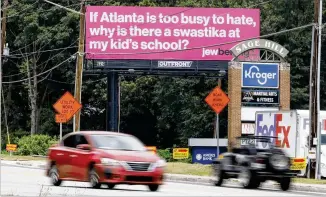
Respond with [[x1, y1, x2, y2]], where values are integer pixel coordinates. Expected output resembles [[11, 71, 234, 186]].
[[242, 63, 279, 88], [192, 147, 227, 165]]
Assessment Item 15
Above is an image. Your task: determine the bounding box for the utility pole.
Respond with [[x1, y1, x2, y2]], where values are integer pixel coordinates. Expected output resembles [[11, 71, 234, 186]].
[[0, 1, 3, 191], [1, 0, 7, 53], [42, 1, 85, 133], [73, 0, 86, 132], [309, 0, 323, 179]]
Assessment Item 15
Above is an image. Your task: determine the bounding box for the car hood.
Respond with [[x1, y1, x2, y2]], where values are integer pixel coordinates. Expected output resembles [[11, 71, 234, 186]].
[[96, 149, 160, 162]]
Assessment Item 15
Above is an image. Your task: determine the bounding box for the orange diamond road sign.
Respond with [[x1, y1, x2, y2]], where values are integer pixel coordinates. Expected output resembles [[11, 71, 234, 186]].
[[53, 91, 82, 122], [205, 86, 230, 114]]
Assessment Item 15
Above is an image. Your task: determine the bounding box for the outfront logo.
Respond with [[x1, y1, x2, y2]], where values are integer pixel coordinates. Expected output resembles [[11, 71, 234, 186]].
[[242, 63, 279, 88]]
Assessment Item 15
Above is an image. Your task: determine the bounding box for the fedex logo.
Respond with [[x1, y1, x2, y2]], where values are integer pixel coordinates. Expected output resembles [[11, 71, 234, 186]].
[[302, 118, 326, 131], [256, 113, 291, 148]]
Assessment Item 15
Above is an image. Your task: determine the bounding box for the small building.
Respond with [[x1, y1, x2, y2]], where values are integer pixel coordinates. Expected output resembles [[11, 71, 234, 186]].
[[188, 138, 228, 165]]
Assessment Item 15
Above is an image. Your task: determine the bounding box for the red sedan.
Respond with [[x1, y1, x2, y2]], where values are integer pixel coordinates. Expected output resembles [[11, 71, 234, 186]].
[[46, 131, 166, 191]]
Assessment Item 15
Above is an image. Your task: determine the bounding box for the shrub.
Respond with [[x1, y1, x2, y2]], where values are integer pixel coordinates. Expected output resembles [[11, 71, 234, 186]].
[[157, 148, 173, 162], [17, 134, 58, 156]]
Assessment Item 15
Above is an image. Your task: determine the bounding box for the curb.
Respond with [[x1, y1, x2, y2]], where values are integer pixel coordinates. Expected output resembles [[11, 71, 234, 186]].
[[166, 173, 326, 193], [3, 160, 326, 193]]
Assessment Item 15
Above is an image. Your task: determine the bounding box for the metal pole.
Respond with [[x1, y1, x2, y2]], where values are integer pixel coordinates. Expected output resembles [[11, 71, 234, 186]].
[[118, 76, 120, 133], [215, 78, 222, 158], [60, 123, 62, 141], [308, 25, 315, 179], [315, 0, 323, 180], [215, 114, 219, 158]]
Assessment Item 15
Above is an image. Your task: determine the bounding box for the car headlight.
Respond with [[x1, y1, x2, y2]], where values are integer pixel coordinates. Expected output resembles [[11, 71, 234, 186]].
[[100, 158, 120, 166], [156, 159, 166, 167]]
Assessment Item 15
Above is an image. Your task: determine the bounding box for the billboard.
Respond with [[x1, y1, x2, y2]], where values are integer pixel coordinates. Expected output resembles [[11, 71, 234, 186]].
[[85, 6, 260, 60], [241, 89, 279, 104], [242, 63, 279, 88]]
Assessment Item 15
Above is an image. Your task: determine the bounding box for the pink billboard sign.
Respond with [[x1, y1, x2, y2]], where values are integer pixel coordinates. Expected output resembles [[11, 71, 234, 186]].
[[85, 6, 260, 60]]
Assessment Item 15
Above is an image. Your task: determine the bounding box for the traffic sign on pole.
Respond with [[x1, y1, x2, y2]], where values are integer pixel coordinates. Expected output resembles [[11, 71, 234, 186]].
[[53, 91, 82, 122], [205, 86, 230, 114]]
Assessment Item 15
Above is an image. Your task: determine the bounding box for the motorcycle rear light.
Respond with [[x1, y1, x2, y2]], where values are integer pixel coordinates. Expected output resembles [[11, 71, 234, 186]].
[[256, 158, 264, 163]]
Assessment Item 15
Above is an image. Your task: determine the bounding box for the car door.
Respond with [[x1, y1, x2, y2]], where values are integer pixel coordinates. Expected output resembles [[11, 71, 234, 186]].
[[57, 134, 76, 178], [69, 134, 93, 181]]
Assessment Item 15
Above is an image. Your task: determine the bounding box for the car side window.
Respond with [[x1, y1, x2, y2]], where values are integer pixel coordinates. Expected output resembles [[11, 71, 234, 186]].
[[75, 134, 89, 146], [63, 135, 76, 148]]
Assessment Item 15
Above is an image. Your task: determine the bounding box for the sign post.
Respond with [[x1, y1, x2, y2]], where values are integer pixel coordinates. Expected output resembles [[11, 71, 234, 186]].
[[53, 92, 82, 137], [205, 84, 230, 159]]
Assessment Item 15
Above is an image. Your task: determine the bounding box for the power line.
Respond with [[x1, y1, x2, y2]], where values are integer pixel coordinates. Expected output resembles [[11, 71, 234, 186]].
[[2, 53, 77, 84], [8, 45, 78, 57], [86, 23, 314, 56], [3, 39, 78, 78]]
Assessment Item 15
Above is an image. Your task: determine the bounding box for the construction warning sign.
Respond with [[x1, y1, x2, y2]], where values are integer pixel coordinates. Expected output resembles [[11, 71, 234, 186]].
[[6, 144, 17, 152], [290, 158, 307, 171], [53, 91, 82, 122], [205, 86, 230, 114], [173, 148, 189, 159]]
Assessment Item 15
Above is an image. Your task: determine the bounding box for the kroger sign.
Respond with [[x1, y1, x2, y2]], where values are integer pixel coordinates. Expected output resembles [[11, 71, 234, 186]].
[[242, 63, 279, 88]]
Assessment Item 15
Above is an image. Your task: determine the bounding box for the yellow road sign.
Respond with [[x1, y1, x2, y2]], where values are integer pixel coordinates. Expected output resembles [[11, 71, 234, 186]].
[[173, 148, 189, 159], [290, 158, 307, 171]]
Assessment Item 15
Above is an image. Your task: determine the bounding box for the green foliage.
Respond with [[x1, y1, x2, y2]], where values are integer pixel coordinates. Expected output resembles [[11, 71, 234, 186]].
[[17, 135, 58, 156], [157, 148, 173, 161]]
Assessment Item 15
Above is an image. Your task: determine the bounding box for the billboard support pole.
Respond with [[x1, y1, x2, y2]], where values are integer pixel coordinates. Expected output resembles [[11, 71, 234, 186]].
[[107, 72, 119, 131]]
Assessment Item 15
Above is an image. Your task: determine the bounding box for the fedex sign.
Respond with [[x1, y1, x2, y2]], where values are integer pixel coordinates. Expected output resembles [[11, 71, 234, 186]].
[[255, 111, 297, 157]]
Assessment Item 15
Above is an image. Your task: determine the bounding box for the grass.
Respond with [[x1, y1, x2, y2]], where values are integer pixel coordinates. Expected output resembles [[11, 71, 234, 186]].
[[166, 162, 212, 176], [2, 155, 326, 185]]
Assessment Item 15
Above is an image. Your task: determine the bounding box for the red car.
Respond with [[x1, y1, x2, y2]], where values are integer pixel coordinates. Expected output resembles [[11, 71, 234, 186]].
[[46, 131, 166, 191]]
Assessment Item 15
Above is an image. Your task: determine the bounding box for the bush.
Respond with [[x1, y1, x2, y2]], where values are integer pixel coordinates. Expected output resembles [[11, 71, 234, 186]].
[[157, 148, 173, 162], [17, 134, 58, 156]]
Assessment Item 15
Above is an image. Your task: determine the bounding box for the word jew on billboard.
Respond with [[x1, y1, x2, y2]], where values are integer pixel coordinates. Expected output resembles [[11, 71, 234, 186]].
[[85, 7, 260, 60]]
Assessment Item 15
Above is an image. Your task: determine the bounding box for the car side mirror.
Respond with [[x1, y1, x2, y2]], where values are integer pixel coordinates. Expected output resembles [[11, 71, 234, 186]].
[[77, 144, 91, 151]]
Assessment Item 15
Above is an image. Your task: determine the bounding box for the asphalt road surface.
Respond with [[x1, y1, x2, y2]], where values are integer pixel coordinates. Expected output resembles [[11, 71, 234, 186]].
[[0, 163, 324, 196]]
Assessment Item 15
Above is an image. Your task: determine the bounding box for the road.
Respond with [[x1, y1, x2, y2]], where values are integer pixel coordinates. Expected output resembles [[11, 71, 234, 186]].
[[0, 164, 324, 196]]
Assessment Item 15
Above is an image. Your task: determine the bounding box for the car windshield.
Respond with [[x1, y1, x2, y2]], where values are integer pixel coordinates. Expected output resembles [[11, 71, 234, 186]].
[[90, 134, 147, 151]]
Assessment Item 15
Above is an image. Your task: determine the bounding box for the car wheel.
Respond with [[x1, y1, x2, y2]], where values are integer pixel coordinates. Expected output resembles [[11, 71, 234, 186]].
[[279, 177, 291, 191], [49, 165, 62, 186], [148, 184, 160, 192], [89, 168, 101, 189], [239, 167, 257, 189], [213, 163, 224, 186], [107, 183, 115, 189]]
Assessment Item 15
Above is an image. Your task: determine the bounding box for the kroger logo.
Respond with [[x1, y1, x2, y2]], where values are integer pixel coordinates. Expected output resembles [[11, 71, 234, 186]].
[[242, 63, 279, 88]]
